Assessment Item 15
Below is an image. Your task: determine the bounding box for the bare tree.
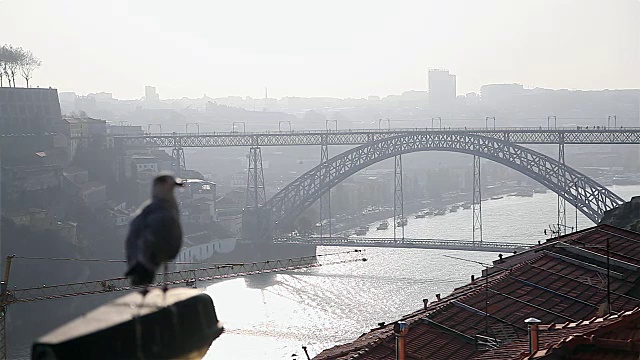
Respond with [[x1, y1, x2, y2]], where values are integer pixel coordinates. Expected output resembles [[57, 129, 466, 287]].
[[0, 45, 12, 87], [18, 49, 41, 88], [6, 46, 23, 87]]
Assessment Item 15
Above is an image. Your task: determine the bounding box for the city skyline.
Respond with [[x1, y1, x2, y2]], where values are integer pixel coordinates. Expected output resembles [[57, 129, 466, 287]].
[[1, 0, 638, 100]]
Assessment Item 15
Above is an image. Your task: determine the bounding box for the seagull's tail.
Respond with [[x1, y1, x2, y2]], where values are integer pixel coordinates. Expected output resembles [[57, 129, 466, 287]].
[[125, 263, 155, 286]]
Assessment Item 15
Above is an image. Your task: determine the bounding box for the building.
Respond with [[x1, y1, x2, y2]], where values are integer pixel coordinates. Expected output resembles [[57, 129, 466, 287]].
[[63, 166, 89, 186], [428, 69, 456, 108], [56, 116, 108, 161], [4, 208, 78, 244], [80, 181, 107, 209], [179, 179, 217, 224], [176, 237, 236, 267], [145, 86, 159, 102], [0, 87, 62, 135], [315, 224, 640, 359], [107, 124, 144, 136], [1, 165, 62, 200]]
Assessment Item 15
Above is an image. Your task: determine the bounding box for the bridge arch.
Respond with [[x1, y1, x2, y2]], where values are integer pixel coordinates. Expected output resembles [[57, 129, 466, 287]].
[[264, 132, 624, 231]]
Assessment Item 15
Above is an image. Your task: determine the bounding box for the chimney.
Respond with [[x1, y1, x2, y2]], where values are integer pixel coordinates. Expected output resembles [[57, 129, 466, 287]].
[[525, 318, 542, 354], [393, 321, 409, 360], [378, 321, 386, 328], [435, 293, 441, 301], [471, 275, 475, 282], [422, 298, 429, 309]]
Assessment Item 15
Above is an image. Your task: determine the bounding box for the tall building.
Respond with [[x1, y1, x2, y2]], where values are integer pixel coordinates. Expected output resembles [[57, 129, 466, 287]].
[[144, 86, 159, 102], [428, 69, 456, 107]]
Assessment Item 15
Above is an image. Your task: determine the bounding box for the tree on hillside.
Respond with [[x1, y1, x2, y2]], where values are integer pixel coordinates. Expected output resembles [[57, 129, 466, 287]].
[[5, 45, 20, 87], [18, 48, 41, 88], [0, 45, 15, 87], [0, 44, 42, 87]]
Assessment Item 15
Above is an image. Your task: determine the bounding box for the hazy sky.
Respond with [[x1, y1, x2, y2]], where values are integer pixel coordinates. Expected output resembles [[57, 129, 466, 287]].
[[1, 0, 638, 99]]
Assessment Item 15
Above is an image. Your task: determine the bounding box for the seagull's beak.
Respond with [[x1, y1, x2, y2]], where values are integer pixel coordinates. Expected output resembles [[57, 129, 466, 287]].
[[175, 178, 184, 187]]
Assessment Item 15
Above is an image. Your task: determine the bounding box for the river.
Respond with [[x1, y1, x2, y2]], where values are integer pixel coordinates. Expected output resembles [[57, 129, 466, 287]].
[[202, 185, 640, 359]]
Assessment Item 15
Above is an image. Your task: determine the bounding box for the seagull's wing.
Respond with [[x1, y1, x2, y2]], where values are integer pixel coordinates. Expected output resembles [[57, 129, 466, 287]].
[[143, 207, 183, 265], [125, 210, 147, 268]]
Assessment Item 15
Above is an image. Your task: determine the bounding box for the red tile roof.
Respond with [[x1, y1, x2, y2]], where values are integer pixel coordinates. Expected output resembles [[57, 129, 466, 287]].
[[476, 308, 640, 359], [314, 224, 640, 360]]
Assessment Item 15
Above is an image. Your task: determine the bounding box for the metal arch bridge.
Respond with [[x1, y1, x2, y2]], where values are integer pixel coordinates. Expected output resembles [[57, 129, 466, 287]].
[[263, 132, 625, 232], [114, 127, 640, 148]]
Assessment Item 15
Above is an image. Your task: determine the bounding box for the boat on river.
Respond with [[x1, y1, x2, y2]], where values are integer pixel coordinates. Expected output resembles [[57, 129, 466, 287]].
[[396, 217, 408, 227], [376, 220, 389, 230], [434, 209, 446, 216]]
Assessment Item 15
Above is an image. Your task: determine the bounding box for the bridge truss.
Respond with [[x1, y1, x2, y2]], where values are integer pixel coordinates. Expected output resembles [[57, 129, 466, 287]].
[[264, 133, 625, 234], [115, 128, 640, 148]]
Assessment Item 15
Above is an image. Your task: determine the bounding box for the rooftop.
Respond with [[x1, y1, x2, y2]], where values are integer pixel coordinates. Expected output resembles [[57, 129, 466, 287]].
[[63, 116, 107, 124], [315, 224, 640, 360]]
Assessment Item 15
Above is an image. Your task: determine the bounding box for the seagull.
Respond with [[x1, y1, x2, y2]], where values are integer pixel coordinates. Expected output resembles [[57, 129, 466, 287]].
[[125, 174, 184, 289]]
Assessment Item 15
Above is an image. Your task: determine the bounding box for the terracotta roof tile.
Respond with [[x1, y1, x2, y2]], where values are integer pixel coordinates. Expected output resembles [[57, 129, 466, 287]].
[[314, 225, 640, 360]]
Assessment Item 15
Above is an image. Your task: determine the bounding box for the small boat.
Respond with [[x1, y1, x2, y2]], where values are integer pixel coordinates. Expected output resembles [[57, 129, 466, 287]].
[[514, 190, 534, 197], [434, 209, 446, 216], [424, 210, 435, 216], [376, 221, 389, 230], [359, 225, 369, 231], [449, 207, 458, 213], [396, 217, 408, 227], [354, 228, 367, 236], [461, 203, 471, 210], [490, 195, 503, 200], [415, 212, 426, 219]]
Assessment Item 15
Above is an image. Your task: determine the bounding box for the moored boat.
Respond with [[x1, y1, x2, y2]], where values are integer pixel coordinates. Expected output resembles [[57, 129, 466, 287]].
[[376, 220, 389, 230]]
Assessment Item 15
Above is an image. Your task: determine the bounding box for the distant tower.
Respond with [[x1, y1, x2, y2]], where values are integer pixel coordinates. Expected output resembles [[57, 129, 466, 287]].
[[264, 87, 268, 99], [144, 86, 159, 102], [427, 69, 456, 108]]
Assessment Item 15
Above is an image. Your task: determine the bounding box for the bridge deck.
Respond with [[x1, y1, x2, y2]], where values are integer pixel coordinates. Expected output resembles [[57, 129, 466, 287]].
[[275, 237, 532, 253], [115, 127, 640, 148]]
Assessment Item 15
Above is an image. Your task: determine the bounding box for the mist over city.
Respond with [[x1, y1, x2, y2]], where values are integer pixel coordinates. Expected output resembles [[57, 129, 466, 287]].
[[0, 1, 639, 359]]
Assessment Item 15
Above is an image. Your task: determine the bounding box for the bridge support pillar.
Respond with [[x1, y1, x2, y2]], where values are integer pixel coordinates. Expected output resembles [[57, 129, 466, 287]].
[[319, 142, 332, 237], [242, 147, 267, 241], [558, 139, 567, 234], [394, 154, 405, 242], [472, 156, 483, 244], [171, 147, 186, 175]]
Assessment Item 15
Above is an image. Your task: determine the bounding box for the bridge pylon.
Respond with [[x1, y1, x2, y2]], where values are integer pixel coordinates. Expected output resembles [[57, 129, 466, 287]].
[[242, 147, 267, 241], [557, 136, 567, 234], [394, 154, 405, 242], [171, 132, 186, 176], [472, 156, 483, 244], [319, 141, 332, 237], [171, 147, 186, 175]]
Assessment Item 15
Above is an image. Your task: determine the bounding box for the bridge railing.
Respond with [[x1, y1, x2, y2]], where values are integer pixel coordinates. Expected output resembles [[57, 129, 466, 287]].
[[114, 126, 640, 138]]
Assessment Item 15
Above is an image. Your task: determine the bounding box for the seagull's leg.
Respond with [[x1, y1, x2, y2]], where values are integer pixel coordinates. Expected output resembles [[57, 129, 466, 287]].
[[162, 263, 169, 293]]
